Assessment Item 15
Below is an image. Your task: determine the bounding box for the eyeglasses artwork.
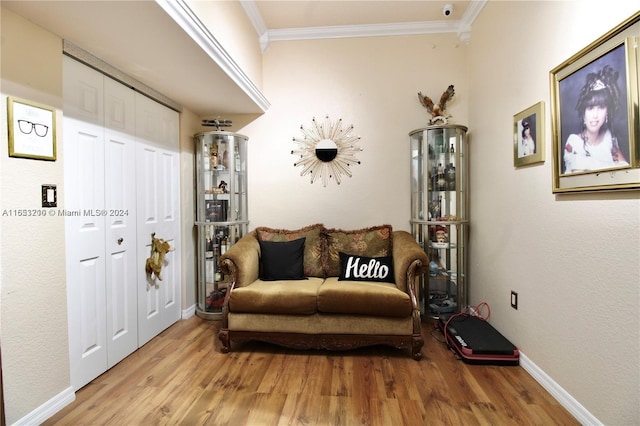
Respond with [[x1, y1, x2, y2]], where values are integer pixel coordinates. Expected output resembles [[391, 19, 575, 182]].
[[17, 119, 49, 137], [7, 96, 57, 160]]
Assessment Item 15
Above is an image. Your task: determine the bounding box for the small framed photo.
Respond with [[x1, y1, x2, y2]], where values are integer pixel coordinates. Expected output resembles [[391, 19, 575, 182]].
[[549, 12, 639, 193], [513, 101, 545, 167], [7, 97, 57, 161]]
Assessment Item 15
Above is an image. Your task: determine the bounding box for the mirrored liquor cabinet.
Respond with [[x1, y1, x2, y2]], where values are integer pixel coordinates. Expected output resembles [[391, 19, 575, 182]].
[[194, 131, 249, 319], [410, 124, 469, 318]]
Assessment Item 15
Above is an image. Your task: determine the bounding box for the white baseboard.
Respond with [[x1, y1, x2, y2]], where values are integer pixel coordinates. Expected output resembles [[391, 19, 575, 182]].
[[519, 352, 602, 425], [12, 386, 75, 426], [182, 303, 196, 319], [16, 305, 196, 425]]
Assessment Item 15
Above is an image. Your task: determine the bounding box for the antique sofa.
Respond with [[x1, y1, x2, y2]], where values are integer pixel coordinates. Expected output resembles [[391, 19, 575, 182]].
[[217, 224, 429, 359]]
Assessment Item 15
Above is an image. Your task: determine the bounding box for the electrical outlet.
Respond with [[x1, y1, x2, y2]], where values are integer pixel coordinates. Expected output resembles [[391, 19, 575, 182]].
[[510, 291, 518, 310]]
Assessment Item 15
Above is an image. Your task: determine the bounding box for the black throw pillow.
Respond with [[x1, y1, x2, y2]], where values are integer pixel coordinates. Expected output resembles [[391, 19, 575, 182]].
[[338, 252, 395, 283], [259, 237, 306, 281]]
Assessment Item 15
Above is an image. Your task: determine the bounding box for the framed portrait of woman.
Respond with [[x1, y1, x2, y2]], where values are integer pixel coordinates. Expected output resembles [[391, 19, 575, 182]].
[[513, 101, 545, 167], [550, 11, 639, 193]]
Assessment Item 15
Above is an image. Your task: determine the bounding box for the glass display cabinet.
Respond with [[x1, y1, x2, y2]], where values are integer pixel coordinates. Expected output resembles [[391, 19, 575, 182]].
[[194, 131, 249, 319], [410, 125, 469, 318]]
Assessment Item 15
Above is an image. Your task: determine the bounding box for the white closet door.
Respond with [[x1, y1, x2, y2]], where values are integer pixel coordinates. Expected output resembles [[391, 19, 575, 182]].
[[104, 78, 138, 368], [63, 56, 108, 390], [135, 93, 181, 346], [65, 56, 181, 389]]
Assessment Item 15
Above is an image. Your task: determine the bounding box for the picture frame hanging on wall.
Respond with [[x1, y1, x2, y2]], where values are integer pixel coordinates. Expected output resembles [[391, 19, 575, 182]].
[[7, 96, 57, 161], [513, 101, 545, 167], [549, 11, 639, 193]]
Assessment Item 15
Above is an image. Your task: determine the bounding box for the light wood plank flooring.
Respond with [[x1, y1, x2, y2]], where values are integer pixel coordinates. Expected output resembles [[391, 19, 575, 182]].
[[44, 316, 578, 425]]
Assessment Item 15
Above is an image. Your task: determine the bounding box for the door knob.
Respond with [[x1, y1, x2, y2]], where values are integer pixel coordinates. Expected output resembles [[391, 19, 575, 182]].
[[117, 238, 124, 245]]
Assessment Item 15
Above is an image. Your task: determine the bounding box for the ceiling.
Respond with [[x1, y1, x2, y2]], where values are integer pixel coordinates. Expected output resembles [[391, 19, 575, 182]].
[[3, 0, 483, 117], [254, 1, 472, 29]]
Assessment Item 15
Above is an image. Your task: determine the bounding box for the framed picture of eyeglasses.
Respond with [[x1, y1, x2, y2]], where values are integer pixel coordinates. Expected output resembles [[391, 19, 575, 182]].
[[7, 96, 56, 161], [549, 11, 639, 193]]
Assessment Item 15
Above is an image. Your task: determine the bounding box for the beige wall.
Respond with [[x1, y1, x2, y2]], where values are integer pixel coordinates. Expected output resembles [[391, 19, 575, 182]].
[[467, 1, 639, 424], [0, 8, 70, 423], [241, 34, 468, 231]]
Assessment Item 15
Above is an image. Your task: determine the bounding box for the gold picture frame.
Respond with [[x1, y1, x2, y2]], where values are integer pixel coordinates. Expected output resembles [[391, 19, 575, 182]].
[[549, 12, 639, 193], [514, 101, 545, 167], [7, 96, 57, 161]]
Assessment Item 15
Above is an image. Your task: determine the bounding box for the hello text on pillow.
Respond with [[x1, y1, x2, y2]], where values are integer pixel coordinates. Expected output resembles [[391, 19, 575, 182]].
[[338, 252, 395, 283]]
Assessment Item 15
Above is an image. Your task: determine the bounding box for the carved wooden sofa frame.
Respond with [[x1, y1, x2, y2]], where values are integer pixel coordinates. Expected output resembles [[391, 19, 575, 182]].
[[216, 228, 428, 360]]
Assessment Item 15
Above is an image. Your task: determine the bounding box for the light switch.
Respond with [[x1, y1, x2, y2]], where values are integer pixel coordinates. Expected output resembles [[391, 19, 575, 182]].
[[42, 184, 57, 208]]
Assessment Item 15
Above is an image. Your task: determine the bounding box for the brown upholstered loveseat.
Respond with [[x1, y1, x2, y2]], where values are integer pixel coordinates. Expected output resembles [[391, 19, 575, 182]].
[[217, 224, 429, 359]]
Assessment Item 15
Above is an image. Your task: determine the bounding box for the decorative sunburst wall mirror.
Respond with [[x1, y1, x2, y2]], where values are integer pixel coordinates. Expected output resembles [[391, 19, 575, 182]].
[[291, 116, 362, 187]]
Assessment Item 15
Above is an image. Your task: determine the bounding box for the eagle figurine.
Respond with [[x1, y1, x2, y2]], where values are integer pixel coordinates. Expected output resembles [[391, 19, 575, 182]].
[[418, 85, 455, 125]]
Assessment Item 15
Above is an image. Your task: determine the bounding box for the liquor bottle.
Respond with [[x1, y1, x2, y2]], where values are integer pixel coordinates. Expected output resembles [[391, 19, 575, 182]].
[[446, 163, 456, 190], [234, 145, 241, 172], [214, 233, 221, 257], [437, 163, 446, 191], [436, 135, 444, 153], [222, 148, 229, 170], [450, 143, 455, 153], [220, 233, 228, 255], [205, 227, 213, 258], [431, 165, 438, 191], [203, 144, 210, 171], [210, 143, 218, 168]]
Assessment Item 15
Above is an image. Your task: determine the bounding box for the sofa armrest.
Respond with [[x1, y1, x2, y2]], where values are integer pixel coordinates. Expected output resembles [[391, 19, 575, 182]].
[[392, 230, 428, 294], [219, 231, 260, 288]]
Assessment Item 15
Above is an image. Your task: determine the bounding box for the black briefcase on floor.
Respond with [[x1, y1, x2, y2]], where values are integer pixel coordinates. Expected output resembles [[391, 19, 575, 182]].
[[439, 314, 520, 366]]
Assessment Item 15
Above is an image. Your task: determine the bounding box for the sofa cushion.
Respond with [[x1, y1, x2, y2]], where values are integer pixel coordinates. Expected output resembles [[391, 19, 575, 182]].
[[256, 224, 325, 278], [259, 238, 306, 281], [338, 252, 395, 283], [227, 313, 413, 335], [317, 277, 411, 317], [324, 225, 393, 277], [229, 278, 324, 315]]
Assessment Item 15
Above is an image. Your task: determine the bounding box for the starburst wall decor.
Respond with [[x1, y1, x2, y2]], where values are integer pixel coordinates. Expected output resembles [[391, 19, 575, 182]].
[[291, 116, 362, 187]]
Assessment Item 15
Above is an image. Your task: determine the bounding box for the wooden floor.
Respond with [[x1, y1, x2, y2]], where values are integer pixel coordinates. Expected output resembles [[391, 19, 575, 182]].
[[44, 316, 578, 425]]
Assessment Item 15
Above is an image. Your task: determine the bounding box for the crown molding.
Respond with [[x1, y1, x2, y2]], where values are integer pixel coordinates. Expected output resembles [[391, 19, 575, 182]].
[[239, 0, 271, 51], [269, 20, 460, 41], [156, 0, 270, 112], [459, 0, 487, 43], [240, 0, 267, 36]]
